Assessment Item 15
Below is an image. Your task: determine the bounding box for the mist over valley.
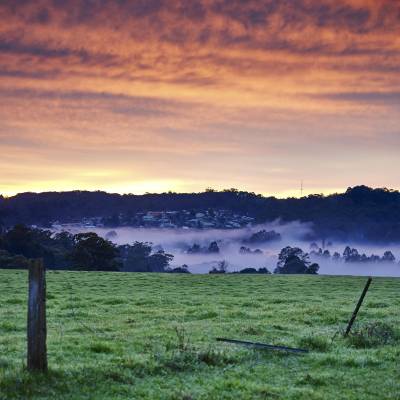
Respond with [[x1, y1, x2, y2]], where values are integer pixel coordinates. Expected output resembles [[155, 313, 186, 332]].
[[53, 222, 400, 277]]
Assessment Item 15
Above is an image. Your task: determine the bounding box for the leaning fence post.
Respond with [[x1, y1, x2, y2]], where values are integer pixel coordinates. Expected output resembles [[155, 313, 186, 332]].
[[344, 277, 372, 337], [27, 259, 47, 371]]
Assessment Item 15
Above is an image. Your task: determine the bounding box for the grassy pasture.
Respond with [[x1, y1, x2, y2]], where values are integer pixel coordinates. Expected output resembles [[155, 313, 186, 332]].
[[0, 270, 399, 399]]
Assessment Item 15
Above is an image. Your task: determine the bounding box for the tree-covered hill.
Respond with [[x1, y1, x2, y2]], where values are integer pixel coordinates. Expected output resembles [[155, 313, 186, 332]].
[[1, 186, 399, 242]]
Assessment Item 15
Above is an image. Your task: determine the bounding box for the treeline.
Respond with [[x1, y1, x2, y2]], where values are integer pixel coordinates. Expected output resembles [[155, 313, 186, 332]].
[[310, 245, 397, 264], [1, 186, 400, 242], [0, 225, 173, 272], [0, 225, 320, 275], [207, 246, 320, 275]]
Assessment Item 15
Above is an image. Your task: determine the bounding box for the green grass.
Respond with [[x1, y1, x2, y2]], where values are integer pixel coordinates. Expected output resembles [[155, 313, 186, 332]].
[[0, 270, 399, 399]]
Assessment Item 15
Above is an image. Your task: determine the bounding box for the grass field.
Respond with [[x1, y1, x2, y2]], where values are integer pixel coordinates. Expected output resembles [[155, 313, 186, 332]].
[[0, 270, 399, 399]]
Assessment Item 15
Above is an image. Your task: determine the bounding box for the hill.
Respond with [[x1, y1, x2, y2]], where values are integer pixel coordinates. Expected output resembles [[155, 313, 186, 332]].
[[1, 185, 400, 242]]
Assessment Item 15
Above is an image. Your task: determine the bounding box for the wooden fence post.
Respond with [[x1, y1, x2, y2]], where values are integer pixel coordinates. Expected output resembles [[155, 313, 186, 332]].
[[344, 277, 372, 337], [27, 259, 47, 371]]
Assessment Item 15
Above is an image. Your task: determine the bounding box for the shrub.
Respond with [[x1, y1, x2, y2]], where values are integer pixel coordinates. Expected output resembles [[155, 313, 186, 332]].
[[346, 322, 398, 348]]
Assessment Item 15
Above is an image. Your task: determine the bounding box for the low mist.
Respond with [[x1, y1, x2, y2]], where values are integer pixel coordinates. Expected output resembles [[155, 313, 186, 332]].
[[57, 222, 400, 277]]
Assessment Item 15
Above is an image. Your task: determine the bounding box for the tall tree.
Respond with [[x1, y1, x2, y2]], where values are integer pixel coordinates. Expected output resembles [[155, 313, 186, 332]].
[[69, 232, 121, 271]]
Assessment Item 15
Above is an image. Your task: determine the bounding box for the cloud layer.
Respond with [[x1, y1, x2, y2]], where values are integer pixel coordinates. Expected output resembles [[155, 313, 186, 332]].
[[0, 0, 399, 196]]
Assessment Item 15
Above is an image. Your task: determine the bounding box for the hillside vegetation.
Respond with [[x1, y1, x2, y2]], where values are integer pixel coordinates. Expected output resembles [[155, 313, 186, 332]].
[[0, 271, 399, 399], [1, 185, 400, 242]]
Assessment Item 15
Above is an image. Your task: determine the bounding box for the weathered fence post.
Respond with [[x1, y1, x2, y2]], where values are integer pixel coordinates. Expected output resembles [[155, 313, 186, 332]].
[[344, 277, 372, 337], [27, 259, 47, 371]]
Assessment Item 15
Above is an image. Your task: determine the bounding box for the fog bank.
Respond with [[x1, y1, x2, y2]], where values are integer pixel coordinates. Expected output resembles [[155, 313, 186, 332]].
[[54, 222, 400, 277]]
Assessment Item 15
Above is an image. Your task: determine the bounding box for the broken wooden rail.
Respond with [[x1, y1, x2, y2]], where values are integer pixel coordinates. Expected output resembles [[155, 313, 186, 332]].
[[216, 338, 308, 353]]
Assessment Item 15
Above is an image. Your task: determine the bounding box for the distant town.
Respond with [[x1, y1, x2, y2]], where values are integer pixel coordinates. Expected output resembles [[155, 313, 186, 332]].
[[52, 209, 256, 230]]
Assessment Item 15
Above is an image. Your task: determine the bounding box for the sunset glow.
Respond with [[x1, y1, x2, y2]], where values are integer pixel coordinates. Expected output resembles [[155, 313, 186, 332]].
[[1, 0, 399, 196]]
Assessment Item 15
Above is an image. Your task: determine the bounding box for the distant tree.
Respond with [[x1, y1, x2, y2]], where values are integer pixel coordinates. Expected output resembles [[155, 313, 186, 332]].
[[187, 243, 201, 254], [120, 241, 152, 271], [69, 232, 121, 271], [168, 264, 190, 273], [209, 260, 228, 274], [323, 250, 331, 258], [239, 246, 251, 254], [239, 246, 263, 255], [147, 250, 174, 272], [119, 241, 173, 272], [382, 251, 396, 263], [238, 267, 271, 274], [274, 246, 318, 274], [276, 246, 310, 270], [243, 229, 281, 244], [275, 255, 309, 274], [307, 263, 320, 274], [208, 241, 220, 253], [258, 267, 271, 274], [239, 267, 258, 274], [223, 188, 239, 193], [343, 246, 361, 262]]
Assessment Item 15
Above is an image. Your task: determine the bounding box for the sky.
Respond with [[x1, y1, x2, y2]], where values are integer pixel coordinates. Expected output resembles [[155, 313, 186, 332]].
[[0, 0, 399, 198]]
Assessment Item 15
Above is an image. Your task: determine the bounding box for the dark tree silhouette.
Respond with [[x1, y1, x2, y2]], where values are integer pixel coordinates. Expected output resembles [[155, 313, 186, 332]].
[[274, 246, 318, 274], [69, 232, 121, 271], [208, 241, 220, 253]]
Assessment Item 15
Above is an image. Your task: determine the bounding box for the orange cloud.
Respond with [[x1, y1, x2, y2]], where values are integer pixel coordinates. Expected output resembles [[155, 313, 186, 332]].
[[0, 0, 399, 196]]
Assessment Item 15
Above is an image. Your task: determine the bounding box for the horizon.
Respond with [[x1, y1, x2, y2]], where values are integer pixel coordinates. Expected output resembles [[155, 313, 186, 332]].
[[1, 183, 397, 200], [0, 186, 348, 199]]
